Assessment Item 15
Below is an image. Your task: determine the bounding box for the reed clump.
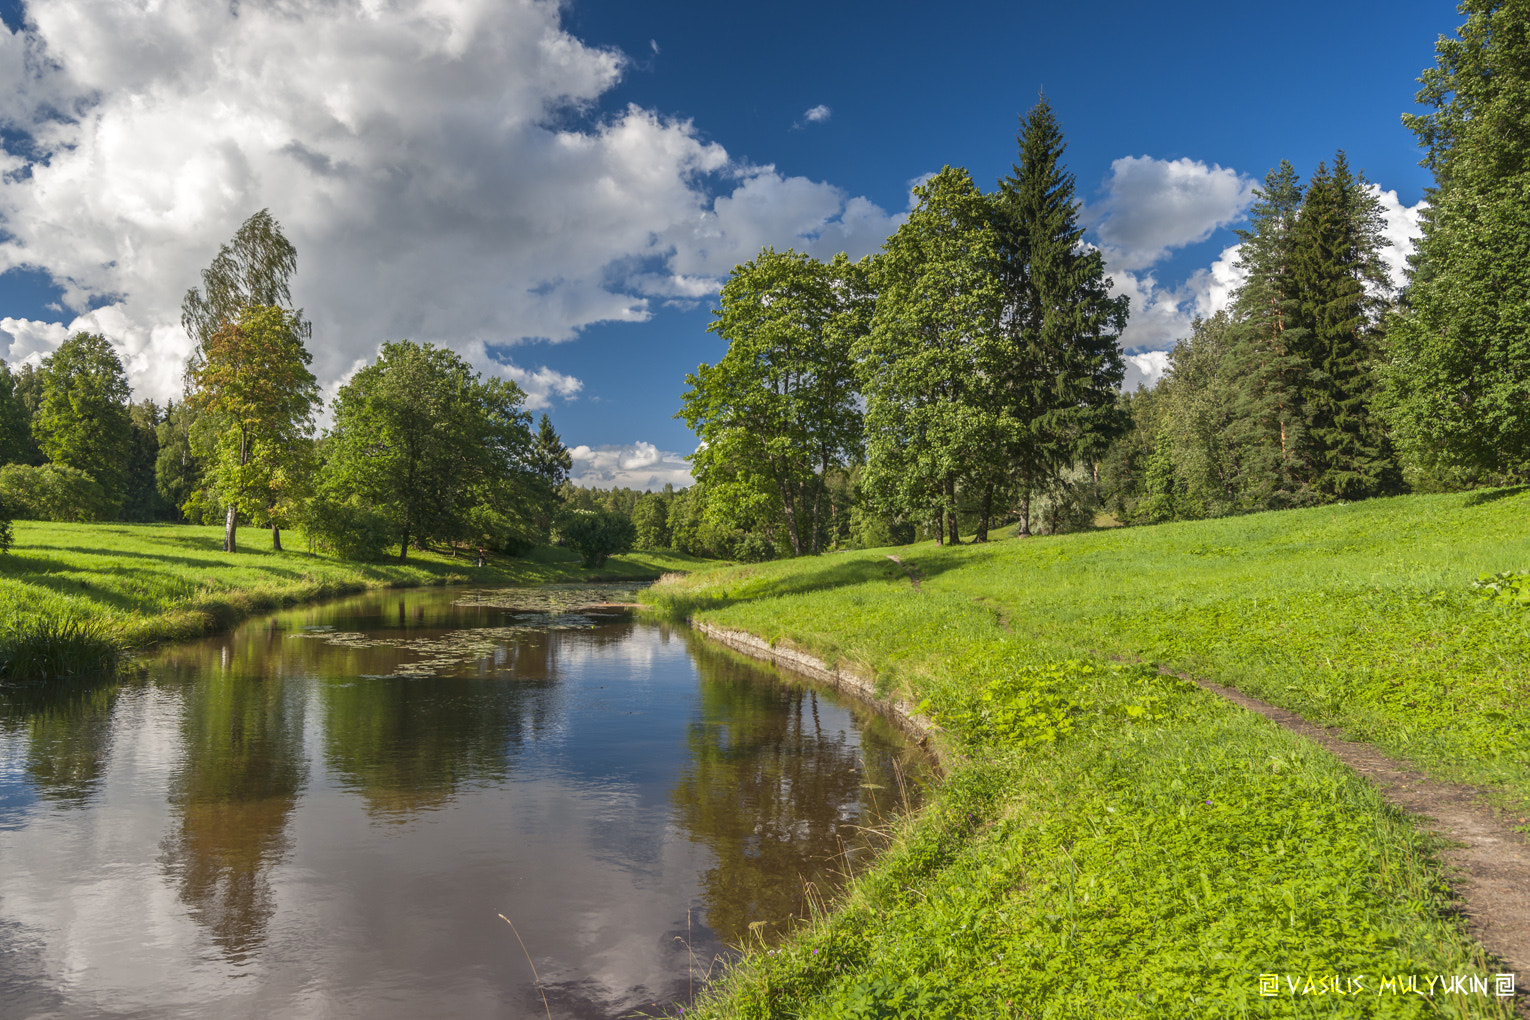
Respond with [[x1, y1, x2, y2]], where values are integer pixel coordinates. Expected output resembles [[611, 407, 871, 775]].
[[0, 616, 119, 683]]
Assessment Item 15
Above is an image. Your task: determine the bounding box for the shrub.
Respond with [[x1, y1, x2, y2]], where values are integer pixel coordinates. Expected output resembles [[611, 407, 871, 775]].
[[0, 463, 114, 522], [302, 494, 392, 560], [558, 508, 636, 568]]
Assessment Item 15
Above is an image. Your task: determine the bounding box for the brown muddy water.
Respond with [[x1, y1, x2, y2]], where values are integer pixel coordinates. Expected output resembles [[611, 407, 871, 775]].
[[0, 584, 931, 1020]]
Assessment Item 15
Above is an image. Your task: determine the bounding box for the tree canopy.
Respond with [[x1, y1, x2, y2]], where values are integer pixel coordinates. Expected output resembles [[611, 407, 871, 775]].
[[34, 332, 133, 513], [320, 340, 535, 560], [186, 305, 320, 552], [1381, 0, 1530, 483], [682, 248, 869, 556]]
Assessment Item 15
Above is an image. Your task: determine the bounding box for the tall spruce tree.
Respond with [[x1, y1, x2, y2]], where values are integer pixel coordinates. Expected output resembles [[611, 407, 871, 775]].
[[1228, 161, 1309, 497], [1285, 153, 1398, 500], [1382, 0, 1530, 483], [992, 98, 1128, 536]]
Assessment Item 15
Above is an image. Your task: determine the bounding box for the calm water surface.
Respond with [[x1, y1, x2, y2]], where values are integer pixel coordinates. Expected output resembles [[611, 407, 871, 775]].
[[0, 584, 930, 1019]]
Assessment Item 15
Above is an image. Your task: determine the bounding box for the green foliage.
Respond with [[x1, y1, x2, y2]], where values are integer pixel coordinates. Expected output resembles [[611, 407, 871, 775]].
[[0, 361, 35, 467], [993, 97, 1128, 535], [528, 414, 572, 542], [320, 339, 536, 560], [155, 399, 202, 520], [0, 463, 114, 522], [0, 616, 117, 683], [557, 507, 636, 568], [187, 304, 321, 551], [923, 656, 1084, 749], [34, 332, 133, 512], [859, 166, 1008, 544], [0, 499, 11, 554], [1109, 154, 1400, 522], [1382, 0, 1530, 482], [682, 248, 869, 557], [631, 492, 671, 548], [1472, 570, 1530, 605], [302, 492, 393, 560], [120, 400, 172, 522], [1285, 154, 1399, 500], [181, 208, 307, 362]]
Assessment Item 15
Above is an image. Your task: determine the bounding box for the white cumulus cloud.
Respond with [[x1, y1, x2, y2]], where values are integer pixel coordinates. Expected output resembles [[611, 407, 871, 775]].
[[1121, 350, 1171, 392], [803, 104, 831, 124], [569, 442, 693, 490], [0, 0, 901, 408], [1086, 156, 1257, 271], [1371, 184, 1425, 294]]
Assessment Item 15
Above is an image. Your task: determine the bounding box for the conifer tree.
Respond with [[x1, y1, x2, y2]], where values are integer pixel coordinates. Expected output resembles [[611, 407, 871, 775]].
[[1382, 0, 1530, 482], [1285, 153, 1398, 500], [992, 98, 1128, 536], [1228, 161, 1309, 497]]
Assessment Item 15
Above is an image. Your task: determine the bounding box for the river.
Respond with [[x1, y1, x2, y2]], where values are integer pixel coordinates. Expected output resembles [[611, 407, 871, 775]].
[[0, 584, 930, 1019]]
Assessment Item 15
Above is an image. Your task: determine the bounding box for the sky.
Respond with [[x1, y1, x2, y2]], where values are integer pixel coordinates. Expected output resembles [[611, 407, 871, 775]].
[[0, 0, 1449, 489]]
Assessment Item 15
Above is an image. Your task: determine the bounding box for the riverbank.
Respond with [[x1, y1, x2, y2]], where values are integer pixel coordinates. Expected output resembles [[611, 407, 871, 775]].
[[0, 521, 710, 676], [651, 488, 1529, 1018]]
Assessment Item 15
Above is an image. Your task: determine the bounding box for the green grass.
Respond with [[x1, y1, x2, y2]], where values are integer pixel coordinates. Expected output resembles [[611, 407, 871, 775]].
[[0, 521, 714, 667], [645, 488, 1529, 1018]]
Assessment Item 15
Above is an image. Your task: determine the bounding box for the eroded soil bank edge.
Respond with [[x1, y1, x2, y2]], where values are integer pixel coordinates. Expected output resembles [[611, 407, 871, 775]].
[[690, 619, 940, 758]]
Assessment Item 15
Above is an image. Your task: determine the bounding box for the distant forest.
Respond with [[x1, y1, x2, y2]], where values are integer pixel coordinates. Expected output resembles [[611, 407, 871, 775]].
[[0, 1, 1524, 564]]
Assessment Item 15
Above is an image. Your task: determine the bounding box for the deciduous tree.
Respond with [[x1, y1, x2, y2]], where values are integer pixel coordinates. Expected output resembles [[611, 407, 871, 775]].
[[1382, 0, 1530, 482], [34, 332, 133, 513], [681, 248, 868, 556], [857, 167, 1008, 545], [187, 305, 320, 552], [320, 340, 535, 560]]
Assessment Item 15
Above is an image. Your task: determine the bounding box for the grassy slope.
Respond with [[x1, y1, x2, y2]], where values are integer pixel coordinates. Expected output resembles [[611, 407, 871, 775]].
[[649, 489, 1528, 1019], [0, 520, 707, 650]]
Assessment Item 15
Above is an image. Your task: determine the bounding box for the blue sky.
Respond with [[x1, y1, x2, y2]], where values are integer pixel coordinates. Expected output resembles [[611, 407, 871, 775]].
[[0, 0, 1448, 487]]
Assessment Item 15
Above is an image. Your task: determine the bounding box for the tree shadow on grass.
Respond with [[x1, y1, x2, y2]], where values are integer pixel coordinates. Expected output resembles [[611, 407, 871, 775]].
[[650, 554, 912, 619], [1464, 484, 1530, 507]]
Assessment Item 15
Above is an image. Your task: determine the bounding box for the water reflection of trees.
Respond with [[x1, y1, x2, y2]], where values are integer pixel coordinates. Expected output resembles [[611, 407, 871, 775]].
[[670, 639, 927, 945], [158, 638, 306, 964], [0, 677, 125, 806], [320, 665, 546, 816]]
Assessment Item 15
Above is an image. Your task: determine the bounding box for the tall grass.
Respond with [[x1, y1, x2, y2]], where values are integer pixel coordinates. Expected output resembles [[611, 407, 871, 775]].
[[0, 616, 118, 683]]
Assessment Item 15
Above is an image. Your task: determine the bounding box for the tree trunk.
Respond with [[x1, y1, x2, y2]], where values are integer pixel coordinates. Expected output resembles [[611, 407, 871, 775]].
[[943, 476, 960, 545], [224, 504, 238, 553], [1018, 489, 1032, 537], [271, 525, 282, 552], [399, 527, 409, 561], [975, 481, 993, 543]]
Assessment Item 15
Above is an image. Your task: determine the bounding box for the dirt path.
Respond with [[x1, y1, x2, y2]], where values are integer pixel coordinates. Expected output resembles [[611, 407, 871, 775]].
[[884, 561, 1530, 987], [1170, 668, 1530, 989], [884, 554, 922, 590]]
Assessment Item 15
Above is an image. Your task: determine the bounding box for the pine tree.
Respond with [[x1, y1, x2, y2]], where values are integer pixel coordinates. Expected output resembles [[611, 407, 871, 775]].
[[529, 414, 572, 543], [992, 98, 1128, 536], [1382, 0, 1530, 482]]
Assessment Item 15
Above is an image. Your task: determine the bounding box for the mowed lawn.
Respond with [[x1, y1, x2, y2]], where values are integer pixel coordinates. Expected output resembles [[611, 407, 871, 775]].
[[0, 520, 703, 649]]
